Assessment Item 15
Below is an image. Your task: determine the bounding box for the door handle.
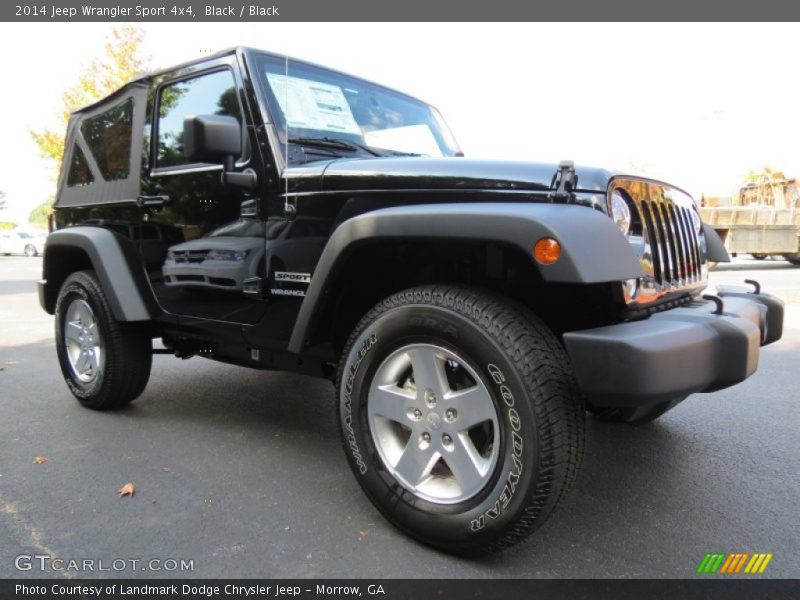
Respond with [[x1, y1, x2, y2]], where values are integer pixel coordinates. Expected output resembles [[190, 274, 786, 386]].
[[137, 195, 171, 207]]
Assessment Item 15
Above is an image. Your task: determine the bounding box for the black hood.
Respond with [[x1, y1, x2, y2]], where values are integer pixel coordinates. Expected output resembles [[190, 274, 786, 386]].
[[311, 157, 616, 194]]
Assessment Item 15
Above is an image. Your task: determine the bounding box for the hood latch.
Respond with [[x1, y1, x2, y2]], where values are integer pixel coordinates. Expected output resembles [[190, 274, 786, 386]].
[[549, 160, 577, 203]]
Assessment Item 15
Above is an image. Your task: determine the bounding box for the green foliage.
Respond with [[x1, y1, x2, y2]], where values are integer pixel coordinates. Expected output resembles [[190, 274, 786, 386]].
[[29, 27, 148, 181], [0, 222, 15, 231], [28, 203, 51, 228]]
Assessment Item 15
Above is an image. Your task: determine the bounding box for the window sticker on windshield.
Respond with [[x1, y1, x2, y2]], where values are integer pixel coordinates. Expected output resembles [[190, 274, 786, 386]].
[[365, 124, 443, 157], [267, 73, 361, 135]]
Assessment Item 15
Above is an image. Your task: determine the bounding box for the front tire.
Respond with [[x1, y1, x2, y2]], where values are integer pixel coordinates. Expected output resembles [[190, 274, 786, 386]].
[[336, 286, 584, 555], [24, 244, 37, 257], [55, 270, 152, 409]]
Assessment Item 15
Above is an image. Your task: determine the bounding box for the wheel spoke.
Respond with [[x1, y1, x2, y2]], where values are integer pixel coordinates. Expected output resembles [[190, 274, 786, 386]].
[[393, 442, 439, 488], [444, 434, 488, 492], [64, 321, 83, 345], [446, 385, 496, 429], [371, 385, 416, 424], [88, 350, 99, 372], [76, 302, 93, 327], [75, 351, 91, 374], [408, 346, 449, 396]]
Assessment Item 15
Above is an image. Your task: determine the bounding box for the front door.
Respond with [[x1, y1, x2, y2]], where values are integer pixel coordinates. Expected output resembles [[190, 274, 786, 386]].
[[139, 61, 268, 326]]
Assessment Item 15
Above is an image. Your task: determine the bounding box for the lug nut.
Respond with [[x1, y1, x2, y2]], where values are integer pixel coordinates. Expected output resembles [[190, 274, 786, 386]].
[[424, 389, 437, 407], [442, 433, 452, 446], [445, 409, 457, 422], [421, 432, 431, 443], [411, 408, 422, 420]]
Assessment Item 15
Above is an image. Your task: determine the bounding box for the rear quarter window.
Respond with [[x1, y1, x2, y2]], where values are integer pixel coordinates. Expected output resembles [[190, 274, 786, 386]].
[[66, 146, 94, 186], [80, 98, 134, 181]]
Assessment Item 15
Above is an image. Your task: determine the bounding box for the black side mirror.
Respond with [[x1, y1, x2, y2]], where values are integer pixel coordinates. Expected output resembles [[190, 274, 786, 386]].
[[183, 115, 257, 191], [183, 115, 241, 165]]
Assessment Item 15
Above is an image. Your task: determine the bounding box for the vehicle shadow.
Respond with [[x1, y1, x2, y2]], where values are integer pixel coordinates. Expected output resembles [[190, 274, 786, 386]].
[[127, 355, 341, 442]]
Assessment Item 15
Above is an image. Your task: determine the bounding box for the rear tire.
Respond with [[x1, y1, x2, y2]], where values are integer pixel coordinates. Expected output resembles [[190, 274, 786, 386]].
[[783, 253, 800, 266], [336, 285, 585, 555], [55, 270, 152, 409], [587, 398, 683, 424], [24, 244, 37, 257]]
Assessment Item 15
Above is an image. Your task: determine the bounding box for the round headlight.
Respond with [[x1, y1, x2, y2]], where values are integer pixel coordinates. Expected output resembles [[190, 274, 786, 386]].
[[610, 191, 632, 236]]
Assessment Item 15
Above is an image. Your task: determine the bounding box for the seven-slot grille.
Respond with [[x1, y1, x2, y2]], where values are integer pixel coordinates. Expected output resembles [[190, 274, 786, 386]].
[[170, 250, 209, 264], [637, 197, 703, 289]]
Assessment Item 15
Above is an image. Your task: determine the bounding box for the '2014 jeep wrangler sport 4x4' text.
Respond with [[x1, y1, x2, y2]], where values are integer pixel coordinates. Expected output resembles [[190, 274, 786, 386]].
[[40, 48, 784, 555]]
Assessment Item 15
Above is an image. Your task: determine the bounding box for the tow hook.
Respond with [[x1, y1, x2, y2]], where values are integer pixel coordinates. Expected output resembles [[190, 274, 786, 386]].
[[703, 294, 725, 315], [745, 279, 761, 294]]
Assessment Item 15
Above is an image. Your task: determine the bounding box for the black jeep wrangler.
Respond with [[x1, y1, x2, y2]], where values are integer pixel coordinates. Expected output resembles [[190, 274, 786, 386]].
[[40, 47, 784, 555]]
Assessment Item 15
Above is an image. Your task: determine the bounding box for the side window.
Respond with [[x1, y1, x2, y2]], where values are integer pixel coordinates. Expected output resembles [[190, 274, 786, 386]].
[[155, 69, 241, 168], [80, 98, 134, 180], [67, 146, 94, 186]]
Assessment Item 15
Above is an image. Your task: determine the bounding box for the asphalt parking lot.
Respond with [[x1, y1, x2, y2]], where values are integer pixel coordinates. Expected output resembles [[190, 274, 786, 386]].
[[0, 255, 798, 579]]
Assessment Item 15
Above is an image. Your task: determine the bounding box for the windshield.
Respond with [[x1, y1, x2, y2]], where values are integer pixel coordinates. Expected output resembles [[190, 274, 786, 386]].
[[257, 54, 461, 158], [208, 219, 266, 238]]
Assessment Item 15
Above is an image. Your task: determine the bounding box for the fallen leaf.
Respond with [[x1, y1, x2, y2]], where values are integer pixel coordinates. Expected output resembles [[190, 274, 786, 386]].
[[32, 456, 48, 465], [162, 467, 172, 474], [117, 482, 136, 497], [358, 530, 368, 539], [283, 526, 293, 532]]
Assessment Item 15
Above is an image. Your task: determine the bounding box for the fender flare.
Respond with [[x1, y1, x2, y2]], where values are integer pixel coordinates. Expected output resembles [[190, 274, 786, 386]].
[[287, 202, 644, 353], [41, 226, 155, 321], [702, 223, 731, 263]]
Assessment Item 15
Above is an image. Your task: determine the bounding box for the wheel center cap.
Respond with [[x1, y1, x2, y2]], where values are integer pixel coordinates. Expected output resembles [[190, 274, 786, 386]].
[[426, 412, 442, 431]]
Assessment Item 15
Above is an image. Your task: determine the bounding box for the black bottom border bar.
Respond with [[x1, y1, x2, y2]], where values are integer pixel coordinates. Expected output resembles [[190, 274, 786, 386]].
[[2, 579, 799, 600]]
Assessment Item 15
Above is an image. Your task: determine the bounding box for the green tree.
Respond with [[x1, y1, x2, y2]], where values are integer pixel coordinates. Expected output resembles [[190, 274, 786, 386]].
[[28, 202, 51, 229], [29, 27, 148, 184]]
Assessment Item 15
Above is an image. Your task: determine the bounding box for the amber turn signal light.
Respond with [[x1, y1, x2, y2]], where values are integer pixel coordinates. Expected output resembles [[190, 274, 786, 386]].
[[533, 237, 561, 265]]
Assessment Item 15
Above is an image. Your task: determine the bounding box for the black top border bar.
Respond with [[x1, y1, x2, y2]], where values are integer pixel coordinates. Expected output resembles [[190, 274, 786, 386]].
[[3, 0, 800, 21]]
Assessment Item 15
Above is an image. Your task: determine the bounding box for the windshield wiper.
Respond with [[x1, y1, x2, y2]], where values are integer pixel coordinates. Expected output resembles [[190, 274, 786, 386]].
[[287, 137, 426, 158], [288, 137, 381, 157]]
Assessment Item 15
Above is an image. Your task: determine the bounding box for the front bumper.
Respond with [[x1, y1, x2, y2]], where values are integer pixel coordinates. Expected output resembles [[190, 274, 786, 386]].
[[563, 287, 784, 407]]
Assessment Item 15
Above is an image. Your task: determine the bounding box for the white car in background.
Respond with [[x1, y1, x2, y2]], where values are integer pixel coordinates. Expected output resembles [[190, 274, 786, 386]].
[[163, 218, 268, 291], [0, 230, 47, 257]]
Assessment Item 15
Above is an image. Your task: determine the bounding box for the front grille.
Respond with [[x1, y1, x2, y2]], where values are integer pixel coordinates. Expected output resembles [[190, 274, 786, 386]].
[[611, 178, 707, 303], [171, 250, 209, 264], [639, 198, 703, 288]]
